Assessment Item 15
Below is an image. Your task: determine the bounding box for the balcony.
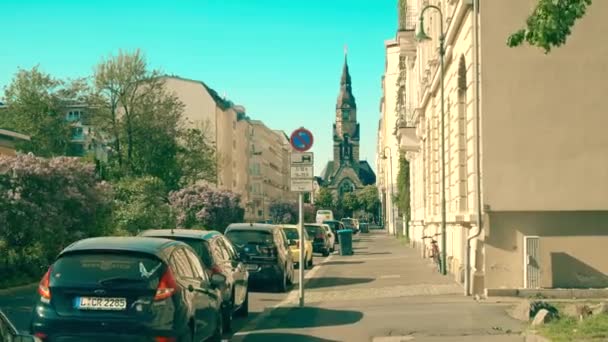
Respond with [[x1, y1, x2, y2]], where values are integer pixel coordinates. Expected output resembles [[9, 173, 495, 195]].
[[396, 123, 420, 153]]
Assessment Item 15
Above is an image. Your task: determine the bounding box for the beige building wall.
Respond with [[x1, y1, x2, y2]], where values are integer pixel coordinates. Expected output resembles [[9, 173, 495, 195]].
[[479, 0, 608, 291], [398, 0, 608, 293], [377, 39, 401, 235], [0, 129, 30, 157], [234, 115, 253, 215]]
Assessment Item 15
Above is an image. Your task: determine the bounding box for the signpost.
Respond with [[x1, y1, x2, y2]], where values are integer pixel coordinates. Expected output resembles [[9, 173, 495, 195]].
[[289, 128, 314, 307]]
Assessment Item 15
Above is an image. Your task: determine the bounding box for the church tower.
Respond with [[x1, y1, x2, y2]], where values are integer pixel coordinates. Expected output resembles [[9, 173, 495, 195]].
[[333, 53, 360, 169]]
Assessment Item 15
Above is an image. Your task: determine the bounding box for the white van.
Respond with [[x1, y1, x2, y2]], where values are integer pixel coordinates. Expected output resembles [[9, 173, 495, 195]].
[[316, 210, 334, 223]]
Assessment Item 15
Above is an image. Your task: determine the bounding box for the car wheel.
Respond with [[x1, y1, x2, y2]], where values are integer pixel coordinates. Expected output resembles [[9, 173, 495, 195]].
[[307, 254, 313, 268], [276, 271, 288, 293], [209, 312, 223, 342], [322, 249, 330, 257], [286, 264, 294, 286], [222, 300, 233, 332], [235, 290, 249, 317]]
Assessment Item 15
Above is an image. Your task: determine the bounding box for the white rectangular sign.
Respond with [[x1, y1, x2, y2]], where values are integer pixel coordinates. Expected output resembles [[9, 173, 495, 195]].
[[290, 152, 313, 166], [290, 178, 313, 192], [290, 166, 313, 178]]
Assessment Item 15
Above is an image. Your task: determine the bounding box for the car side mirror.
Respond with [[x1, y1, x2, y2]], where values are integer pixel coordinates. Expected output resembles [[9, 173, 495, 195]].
[[210, 273, 226, 288]]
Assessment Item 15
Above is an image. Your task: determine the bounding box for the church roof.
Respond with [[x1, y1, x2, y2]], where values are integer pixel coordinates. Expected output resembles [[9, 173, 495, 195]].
[[336, 55, 357, 109], [320, 160, 376, 187]]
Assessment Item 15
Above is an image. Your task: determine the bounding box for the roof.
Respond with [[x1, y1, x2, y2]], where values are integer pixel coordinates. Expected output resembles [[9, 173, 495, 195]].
[[320, 160, 376, 186], [225, 223, 278, 232], [60, 236, 184, 258], [0, 128, 30, 141], [162, 75, 233, 110], [139, 229, 222, 241], [337, 55, 357, 109]]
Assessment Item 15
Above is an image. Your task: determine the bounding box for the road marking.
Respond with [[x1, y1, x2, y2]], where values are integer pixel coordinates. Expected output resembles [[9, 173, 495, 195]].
[[232, 253, 334, 337], [378, 274, 401, 279]]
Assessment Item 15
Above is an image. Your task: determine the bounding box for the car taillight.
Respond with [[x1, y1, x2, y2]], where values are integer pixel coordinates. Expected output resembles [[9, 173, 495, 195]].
[[38, 267, 51, 300], [154, 268, 177, 301], [211, 265, 222, 274]]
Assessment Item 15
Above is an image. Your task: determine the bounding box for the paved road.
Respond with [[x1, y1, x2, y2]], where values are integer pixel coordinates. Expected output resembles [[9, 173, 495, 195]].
[[0, 253, 331, 340], [232, 230, 525, 342]]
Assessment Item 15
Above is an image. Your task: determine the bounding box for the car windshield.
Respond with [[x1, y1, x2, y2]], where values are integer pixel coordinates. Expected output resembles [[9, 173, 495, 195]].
[[304, 225, 323, 236], [324, 221, 339, 231], [51, 253, 163, 289], [225, 230, 274, 245], [282, 228, 299, 240]]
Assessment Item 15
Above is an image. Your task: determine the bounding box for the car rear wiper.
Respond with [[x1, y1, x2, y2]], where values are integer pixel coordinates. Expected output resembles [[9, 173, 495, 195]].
[[98, 277, 146, 286]]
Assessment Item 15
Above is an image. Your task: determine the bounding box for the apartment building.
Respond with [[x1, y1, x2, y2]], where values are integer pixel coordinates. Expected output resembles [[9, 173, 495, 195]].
[[392, 0, 608, 295], [0, 129, 30, 156]]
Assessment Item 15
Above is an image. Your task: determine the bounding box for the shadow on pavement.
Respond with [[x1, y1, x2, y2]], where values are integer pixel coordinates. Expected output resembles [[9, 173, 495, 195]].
[[256, 307, 363, 330], [239, 332, 340, 342], [320, 261, 364, 266], [305, 277, 373, 289], [353, 251, 392, 256]]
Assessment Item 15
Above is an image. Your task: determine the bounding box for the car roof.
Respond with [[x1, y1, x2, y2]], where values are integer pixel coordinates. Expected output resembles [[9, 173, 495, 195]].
[[323, 220, 341, 223], [139, 229, 222, 241], [225, 223, 277, 232], [280, 225, 298, 229], [60, 236, 185, 258]]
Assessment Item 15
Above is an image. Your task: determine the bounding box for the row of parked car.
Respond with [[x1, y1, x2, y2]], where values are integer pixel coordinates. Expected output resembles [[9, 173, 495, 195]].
[[5, 221, 342, 342]]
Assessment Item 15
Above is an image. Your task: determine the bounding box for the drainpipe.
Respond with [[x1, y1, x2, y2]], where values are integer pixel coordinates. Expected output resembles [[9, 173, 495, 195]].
[[465, 0, 483, 297]]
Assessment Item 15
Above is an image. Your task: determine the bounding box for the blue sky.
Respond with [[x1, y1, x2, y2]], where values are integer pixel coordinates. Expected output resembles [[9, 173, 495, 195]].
[[0, 0, 397, 175]]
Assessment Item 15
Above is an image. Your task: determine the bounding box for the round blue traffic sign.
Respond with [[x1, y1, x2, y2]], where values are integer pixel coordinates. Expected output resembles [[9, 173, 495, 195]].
[[290, 127, 314, 152]]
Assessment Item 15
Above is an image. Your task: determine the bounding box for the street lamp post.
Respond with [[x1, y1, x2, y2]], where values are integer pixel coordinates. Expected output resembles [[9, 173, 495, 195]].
[[382, 146, 396, 237], [417, 5, 448, 276]]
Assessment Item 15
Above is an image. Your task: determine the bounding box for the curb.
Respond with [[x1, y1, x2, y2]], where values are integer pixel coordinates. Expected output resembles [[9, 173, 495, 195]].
[[0, 283, 37, 296], [523, 333, 551, 342]]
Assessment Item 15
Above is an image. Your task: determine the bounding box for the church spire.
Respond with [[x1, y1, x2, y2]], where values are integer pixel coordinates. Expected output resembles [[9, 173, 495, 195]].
[[337, 48, 356, 109]]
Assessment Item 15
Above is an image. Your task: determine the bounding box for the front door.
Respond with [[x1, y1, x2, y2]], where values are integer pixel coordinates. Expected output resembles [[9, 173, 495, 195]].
[[524, 236, 541, 289]]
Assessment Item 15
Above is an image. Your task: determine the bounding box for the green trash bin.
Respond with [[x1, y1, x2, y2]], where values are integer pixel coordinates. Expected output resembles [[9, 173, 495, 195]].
[[360, 223, 369, 233], [337, 229, 353, 255]]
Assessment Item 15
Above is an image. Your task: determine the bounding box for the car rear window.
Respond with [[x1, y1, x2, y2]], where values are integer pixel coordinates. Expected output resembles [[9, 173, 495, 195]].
[[304, 225, 322, 236], [324, 221, 339, 231], [225, 230, 274, 245], [282, 228, 299, 240], [159, 237, 213, 268], [51, 253, 164, 289], [317, 210, 331, 215]]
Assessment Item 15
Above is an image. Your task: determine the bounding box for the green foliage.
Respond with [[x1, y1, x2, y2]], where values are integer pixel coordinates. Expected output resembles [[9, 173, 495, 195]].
[[507, 0, 592, 53], [0, 66, 77, 156], [111, 176, 175, 236], [314, 187, 335, 211], [0, 155, 113, 288], [177, 128, 217, 187], [358, 185, 381, 215], [341, 192, 361, 217], [539, 310, 608, 341], [396, 156, 411, 217]]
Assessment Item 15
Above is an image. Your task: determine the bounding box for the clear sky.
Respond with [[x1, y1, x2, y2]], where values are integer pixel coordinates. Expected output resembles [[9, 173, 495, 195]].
[[0, 0, 397, 175]]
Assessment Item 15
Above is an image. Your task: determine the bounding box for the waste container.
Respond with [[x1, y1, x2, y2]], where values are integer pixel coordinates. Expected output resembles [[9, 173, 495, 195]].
[[360, 223, 369, 233], [337, 229, 353, 255]]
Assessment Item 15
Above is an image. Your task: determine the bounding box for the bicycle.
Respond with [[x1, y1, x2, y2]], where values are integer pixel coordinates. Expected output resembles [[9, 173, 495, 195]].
[[422, 233, 442, 273]]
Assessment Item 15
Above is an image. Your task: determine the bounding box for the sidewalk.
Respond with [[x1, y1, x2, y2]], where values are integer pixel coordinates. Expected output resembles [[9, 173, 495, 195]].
[[232, 230, 525, 342]]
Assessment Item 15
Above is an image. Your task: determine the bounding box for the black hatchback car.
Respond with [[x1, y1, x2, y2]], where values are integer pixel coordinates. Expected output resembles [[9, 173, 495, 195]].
[[138, 229, 249, 332], [224, 224, 294, 293], [30, 237, 225, 342]]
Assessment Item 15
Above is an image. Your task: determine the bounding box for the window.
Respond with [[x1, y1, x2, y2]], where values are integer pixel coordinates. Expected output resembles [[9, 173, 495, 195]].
[[342, 109, 350, 120], [170, 249, 195, 278], [214, 239, 232, 261], [183, 248, 206, 280], [220, 237, 238, 260]]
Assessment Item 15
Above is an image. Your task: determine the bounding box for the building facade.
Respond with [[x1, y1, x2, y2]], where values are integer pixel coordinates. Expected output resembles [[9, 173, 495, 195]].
[[377, 40, 402, 235], [321, 56, 376, 197], [164, 76, 293, 221], [393, 0, 608, 295], [0, 129, 30, 156]]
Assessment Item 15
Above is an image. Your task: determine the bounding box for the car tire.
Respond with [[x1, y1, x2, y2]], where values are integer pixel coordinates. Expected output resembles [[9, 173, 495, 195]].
[[276, 271, 288, 293], [286, 264, 294, 286], [222, 300, 233, 332], [235, 291, 249, 317], [307, 255, 313, 268], [209, 313, 223, 342], [322, 249, 330, 257]]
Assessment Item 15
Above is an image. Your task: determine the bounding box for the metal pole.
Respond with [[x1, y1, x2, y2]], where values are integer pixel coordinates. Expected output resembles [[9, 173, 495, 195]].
[[439, 17, 447, 276], [298, 192, 305, 307], [389, 152, 395, 236]]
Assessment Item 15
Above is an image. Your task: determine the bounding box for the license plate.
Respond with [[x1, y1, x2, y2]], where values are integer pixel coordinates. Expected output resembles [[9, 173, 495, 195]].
[[246, 264, 259, 271], [76, 297, 127, 311]]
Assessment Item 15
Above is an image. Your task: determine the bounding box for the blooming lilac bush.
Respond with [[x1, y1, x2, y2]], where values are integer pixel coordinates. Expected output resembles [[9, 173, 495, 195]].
[[169, 184, 244, 233], [269, 200, 315, 224], [0, 155, 113, 288]]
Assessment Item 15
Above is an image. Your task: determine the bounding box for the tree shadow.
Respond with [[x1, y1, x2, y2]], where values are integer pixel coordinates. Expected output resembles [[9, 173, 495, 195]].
[[305, 277, 374, 289], [238, 332, 340, 342], [320, 261, 365, 266], [255, 306, 363, 330], [353, 251, 392, 256]]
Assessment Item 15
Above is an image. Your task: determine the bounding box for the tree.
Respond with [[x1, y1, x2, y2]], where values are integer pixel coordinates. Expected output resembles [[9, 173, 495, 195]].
[[169, 184, 244, 233], [357, 185, 381, 219], [92, 49, 186, 188], [341, 192, 361, 217], [315, 187, 335, 211], [507, 0, 592, 53], [396, 156, 411, 220], [0, 155, 113, 288], [0, 66, 79, 156], [269, 200, 297, 224], [111, 176, 175, 236], [177, 127, 217, 187]]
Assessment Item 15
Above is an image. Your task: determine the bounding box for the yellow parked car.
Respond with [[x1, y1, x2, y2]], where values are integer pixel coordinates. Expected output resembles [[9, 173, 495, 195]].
[[281, 224, 314, 269]]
